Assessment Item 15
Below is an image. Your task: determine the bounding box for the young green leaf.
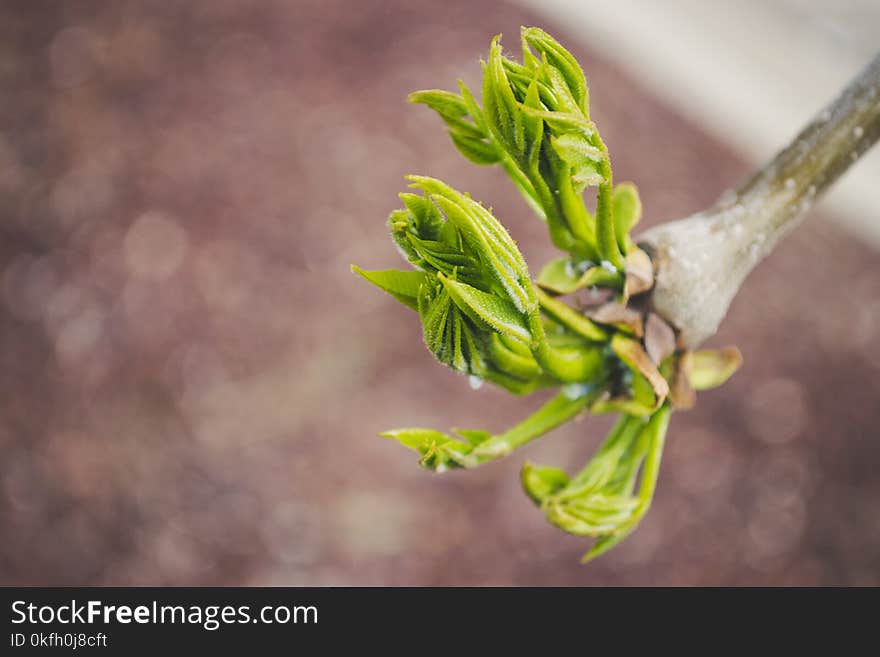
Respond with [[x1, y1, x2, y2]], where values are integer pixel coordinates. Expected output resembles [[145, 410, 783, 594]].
[[482, 36, 525, 160], [351, 266, 428, 311], [409, 89, 496, 160], [593, 158, 624, 271], [544, 494, 640, 536], [457, 80, 488, 132], [454, 428, 492, 446], [522, 463, 570, 504], [581, 405, 672, 562], [408, 89, 468, 119], [380, 427, 473, 471], [551, 133, 604, 190], [407, 176, 535, 313], [612, 182, 642, 254], [521, 27, 588, 112], [564, 415, 644, 494], [418, 282, 485, 374], [449, 131, 500, 164], [519, 107, 592, 134], [439, 273, 531, 342], [488, 333, 543, 380]]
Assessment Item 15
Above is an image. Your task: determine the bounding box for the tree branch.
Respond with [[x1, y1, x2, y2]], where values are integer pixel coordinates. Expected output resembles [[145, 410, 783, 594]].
[[639, 53, 880, 348]]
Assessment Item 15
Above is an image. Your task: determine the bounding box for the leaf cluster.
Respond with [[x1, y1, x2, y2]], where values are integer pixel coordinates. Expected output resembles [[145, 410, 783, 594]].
[[353, 28, 742, 561]]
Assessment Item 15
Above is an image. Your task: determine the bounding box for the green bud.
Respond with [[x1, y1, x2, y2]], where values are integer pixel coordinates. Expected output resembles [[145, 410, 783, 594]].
[[502, 58, 556, 108], [406, 176, 535, 314], [412, 266, 544, 392], [521, 27, 588, 113], [528, 406, 672, 560], [482, 35, 525, 161]]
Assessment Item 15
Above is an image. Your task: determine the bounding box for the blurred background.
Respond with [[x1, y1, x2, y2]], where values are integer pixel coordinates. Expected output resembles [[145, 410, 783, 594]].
[[1, 0, 878, 585]]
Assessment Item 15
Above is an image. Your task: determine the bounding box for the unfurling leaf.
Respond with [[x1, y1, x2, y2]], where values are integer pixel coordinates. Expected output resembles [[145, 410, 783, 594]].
[[406, 176, 535, 313], [417, 281, 486, 375], [413, 28, 618, 267], [581, 406, 671, 562], [408, 89, 468, 119], [454, 428, 492, 446], [409, 89, 499, 165], [487, 333, 542, 380], [521, 463, 571, 504], [380, 428, 472, 472], [612, 183, 642, 254], [483, 36, 525, 160], [521, 27, 588, 112], [449, 131, 500, 164], [525, 407, 671, 560], [350, 266, 428, 310]]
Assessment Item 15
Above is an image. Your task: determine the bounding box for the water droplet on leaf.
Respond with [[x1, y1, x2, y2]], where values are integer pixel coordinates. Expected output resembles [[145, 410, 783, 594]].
[[562, 383, 592, 400]]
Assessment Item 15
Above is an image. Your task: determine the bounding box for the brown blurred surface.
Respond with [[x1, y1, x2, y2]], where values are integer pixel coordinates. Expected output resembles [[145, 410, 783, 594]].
[[1, 0, 878, 585]]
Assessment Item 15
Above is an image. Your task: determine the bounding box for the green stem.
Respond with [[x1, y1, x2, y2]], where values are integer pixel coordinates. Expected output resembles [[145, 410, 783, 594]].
[[526, 311, 608, 383], [466, 389, 600, 465], [635, 405, 671, 504], [535, 287, 608, 341], [499, 153, 546, 221], [594, 137, 624, 270]]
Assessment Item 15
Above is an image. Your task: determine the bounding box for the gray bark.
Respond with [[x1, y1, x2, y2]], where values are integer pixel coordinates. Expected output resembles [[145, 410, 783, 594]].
[[639, 54, 880, 347]]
